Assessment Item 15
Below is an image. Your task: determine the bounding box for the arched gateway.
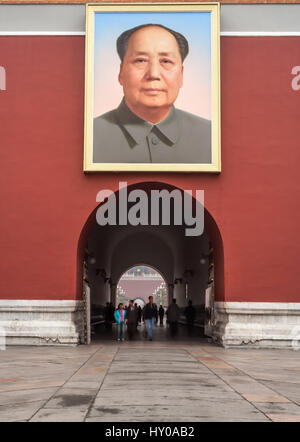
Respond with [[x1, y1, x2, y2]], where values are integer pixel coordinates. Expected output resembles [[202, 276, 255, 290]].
[[77, 181, 224, 344], [117, 265, 168, 308]]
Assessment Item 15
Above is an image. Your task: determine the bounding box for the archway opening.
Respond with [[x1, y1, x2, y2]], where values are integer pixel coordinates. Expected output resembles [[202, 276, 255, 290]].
[[77, 181, 224, 344], [117, 265, 168, 309]]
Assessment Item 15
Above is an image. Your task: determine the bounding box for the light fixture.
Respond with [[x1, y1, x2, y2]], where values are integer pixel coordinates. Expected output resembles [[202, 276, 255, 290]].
[[183, 269, 194, 278]]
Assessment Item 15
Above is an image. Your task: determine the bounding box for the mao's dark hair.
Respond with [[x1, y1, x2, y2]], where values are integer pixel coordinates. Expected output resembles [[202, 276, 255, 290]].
[[117, 24, 189, 62]]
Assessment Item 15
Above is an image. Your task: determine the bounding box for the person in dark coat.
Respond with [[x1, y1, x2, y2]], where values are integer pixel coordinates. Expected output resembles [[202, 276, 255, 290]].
[[137, 305, 142, 325], [134, 302, 139, 328], [166, 298, 180, 337], [143, 296, 157, 341], [159, 304, 165, 326], [126, 300, 138, 340], [104, 302, 110, 329], [108, 302, 115, 324], [184, 300, 196, 335]]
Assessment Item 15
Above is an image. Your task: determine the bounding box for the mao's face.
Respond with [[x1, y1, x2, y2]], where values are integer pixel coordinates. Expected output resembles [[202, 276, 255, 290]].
[[119, 26, 184, 120]]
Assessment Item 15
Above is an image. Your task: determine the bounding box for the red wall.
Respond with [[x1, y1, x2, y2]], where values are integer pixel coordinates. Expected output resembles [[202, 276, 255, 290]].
[[0, 36, 300, 302], [118, 280, 164, 303]]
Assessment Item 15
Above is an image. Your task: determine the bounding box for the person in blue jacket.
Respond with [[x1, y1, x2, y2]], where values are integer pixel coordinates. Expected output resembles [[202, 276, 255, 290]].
[[114, 303, 127, 342]]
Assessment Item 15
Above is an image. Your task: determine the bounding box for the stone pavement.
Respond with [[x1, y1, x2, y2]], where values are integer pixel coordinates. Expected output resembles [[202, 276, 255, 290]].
[[0, 326, 300, 422]]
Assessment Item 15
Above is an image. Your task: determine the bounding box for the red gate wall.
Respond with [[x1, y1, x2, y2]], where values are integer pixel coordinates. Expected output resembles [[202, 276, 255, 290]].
[[0, 36, 299, 303]]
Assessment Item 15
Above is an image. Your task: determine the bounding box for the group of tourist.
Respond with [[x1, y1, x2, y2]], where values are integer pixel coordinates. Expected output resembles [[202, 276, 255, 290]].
[[112, 296, 196, 342]]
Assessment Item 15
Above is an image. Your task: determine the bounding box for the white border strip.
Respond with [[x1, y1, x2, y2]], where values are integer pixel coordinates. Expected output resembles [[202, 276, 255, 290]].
[[221, 31, 300, 36], [215, 301, 300, 315], [0, 31, 85, 36], [1, 31, 300, 37], [0, 299, 84, 312]]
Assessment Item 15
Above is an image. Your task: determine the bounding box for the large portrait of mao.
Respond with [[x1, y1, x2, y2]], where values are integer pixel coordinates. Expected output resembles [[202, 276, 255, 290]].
[[84, 3, 221, 172]]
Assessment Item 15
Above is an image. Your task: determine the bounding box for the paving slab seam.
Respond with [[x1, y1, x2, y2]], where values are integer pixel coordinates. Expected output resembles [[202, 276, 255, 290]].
[[192, 347, 300, 421], [251, 378, 300, 410], [83, 346, 120, 422], [27, 345, 105, 422], [197, 348, 300, 410], [4, 341, 298, 422], [186, 349, 273, 422], [0, 398, 50, 409], [0, 384, 63, 394], [0, 397, 58, 409]]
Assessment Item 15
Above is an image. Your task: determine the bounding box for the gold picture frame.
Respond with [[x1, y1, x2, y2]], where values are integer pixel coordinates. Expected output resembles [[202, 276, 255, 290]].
[[84, 2, 221, 172]]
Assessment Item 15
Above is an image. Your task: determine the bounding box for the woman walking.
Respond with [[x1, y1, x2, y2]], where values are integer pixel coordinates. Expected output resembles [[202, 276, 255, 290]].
[[114, 303, 126, 341]]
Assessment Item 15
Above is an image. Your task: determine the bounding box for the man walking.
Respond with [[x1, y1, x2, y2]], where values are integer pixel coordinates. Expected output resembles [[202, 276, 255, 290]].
[[167, 298, 181, 337], [159, 304, 165, 327], [137, 305, 142, 325], [184, 300, 196, 336], [143, 296, 157, 341]]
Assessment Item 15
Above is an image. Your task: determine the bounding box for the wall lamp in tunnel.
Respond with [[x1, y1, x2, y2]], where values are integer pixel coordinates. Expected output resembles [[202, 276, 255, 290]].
[[184, 269, 194, 278], [96, 268, 110, 283]]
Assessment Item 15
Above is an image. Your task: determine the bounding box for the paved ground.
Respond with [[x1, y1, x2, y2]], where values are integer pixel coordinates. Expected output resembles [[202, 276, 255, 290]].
[[0, 325, 300, 422]]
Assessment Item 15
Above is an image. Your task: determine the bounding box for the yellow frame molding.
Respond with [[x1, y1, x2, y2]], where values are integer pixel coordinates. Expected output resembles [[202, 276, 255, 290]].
[[84, 2, 221, 173]]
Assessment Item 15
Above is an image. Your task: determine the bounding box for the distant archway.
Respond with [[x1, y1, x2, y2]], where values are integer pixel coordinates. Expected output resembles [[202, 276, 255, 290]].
[[134, 298, 146, 308], [117, 264, 168, 308]]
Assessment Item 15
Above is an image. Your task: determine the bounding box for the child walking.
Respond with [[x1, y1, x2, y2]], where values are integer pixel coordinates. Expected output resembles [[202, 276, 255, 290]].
[[114, 303, 126, 341]]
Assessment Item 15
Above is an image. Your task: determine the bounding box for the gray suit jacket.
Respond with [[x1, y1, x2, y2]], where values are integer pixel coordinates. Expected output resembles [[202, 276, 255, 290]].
[[93, 98, 211, 164]]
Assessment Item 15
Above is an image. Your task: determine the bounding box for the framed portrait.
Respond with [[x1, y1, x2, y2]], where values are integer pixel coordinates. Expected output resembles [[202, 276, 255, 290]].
[[84, 2, 221, 172]]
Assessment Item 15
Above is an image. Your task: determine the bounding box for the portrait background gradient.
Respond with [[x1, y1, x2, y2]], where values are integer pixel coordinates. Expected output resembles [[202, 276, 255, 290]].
[[94, 12, 212, 120]]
